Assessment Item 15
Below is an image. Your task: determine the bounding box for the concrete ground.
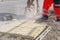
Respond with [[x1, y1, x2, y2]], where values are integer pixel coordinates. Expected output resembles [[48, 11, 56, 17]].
[[42, 25, 60, 40], [0, 0, 60, 40], [42, 16, 60, 40]]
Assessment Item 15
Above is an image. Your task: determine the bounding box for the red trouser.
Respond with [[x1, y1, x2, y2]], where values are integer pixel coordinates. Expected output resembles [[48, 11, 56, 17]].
[[43, 0, 60, 19]]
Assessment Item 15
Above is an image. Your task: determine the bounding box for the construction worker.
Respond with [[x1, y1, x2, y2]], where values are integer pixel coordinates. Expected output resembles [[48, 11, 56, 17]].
[[42, 0, 60, 22]]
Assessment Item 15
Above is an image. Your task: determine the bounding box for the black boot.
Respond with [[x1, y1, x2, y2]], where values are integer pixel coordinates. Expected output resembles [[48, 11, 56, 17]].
[[36, 16, 48, 23], [56, 19, 60, 22], [41, 16, 48, 20]]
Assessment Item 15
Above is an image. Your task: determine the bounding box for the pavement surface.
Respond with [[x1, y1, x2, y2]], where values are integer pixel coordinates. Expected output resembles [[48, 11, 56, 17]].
[[42, 23, 60, 40], [0, 0, 60, 40]]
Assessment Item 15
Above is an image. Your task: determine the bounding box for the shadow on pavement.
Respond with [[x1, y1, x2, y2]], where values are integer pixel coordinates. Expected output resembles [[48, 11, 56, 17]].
[[0, 13, 26, 21]]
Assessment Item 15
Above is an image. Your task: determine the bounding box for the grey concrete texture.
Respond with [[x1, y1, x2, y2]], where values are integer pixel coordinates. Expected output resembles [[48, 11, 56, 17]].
[[42, 15, 60, 40], [0, 0, 60, 40], [0, 0, 45, 20]]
